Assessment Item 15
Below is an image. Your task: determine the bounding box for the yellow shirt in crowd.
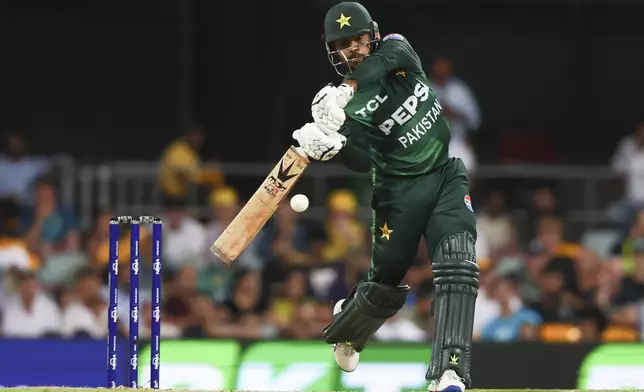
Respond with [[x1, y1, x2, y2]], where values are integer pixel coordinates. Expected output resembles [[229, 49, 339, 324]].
[[159, 140, 202, 198], [159, 139, 224, 198]]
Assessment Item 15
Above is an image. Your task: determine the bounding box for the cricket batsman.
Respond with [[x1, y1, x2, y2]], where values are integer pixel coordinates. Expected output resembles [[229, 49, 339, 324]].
[[291, 2, 479, 391]]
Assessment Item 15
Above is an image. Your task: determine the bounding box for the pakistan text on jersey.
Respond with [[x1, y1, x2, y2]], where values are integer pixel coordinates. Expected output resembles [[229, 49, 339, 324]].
[[397, 98, 443, 149]]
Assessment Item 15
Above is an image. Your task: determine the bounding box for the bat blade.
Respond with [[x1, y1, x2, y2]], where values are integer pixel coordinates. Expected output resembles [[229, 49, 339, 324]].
[[211, 146, 309, 264]]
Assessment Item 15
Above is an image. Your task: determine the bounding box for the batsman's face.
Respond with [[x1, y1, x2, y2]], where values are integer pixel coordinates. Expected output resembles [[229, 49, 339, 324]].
[[331, 33, 371, 66]]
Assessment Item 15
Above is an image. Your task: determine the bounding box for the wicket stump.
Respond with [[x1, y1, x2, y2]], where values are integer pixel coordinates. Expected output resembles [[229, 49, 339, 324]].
[[107, 216, 162, 388]]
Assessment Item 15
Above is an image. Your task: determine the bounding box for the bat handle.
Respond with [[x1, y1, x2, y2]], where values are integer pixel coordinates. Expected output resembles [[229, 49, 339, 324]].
[[295, 146, 306, 157]]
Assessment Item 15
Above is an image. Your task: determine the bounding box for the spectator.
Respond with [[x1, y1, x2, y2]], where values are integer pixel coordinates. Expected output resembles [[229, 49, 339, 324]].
[[481, 276, 542, 342], [157, 295, 192, 338], [307, 225, 353, 303], [527, 215, 583, 263], [0, 226, 40, 272], [429, 55, 481, 172], [222, 270, 268, 325], [270, 270, 312, 331], [1, 269, 62, 337], [322, 189, 367, 263], [19, 180, 79, 258], [576, 307, 606, 342], [476, 191, 515, 259], [161, 197, 207, 269], [609, 238, 644, 328], [204, 269, 278, 340], [375, 311, 427, 342], [531, 187, 561, 220], [519, 187, 562, 246], [267, 204, 312, 267], [86, 211, 115, 266], [285, 301, 324, 339], [473, 261, 523, 339], [593, 259, 624, 313], [473, 273, 503, 339], [257, 203, 312, 302], [528, 261, 579, 323], [158, 123, 224, 201], [60, 267, 107, 338], [608, 210, 644, 277], [0, 131, 52, 209], [610, 120, 644, 228]]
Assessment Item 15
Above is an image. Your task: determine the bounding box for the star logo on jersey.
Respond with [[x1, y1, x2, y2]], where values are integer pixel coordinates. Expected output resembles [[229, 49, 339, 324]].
[[336, 13, 351, 29], [396, 70, 407, 78], [379, 223, 393, 240]]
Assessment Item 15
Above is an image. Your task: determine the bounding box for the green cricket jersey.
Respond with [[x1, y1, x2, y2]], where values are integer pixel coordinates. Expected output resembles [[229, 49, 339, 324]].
[[339, 33, 450, 176]]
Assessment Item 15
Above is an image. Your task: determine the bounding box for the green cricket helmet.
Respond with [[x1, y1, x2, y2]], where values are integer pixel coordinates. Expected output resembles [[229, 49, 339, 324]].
[[323, 2, 380, 76]]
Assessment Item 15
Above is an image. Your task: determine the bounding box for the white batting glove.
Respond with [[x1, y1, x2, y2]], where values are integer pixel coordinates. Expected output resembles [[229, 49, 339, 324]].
[[311, 83, 354, 134], [293, 122, 346, 161]]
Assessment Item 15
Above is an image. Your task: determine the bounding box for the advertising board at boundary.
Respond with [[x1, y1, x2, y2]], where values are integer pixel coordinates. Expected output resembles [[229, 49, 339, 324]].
[[0, 339, 642, 390]]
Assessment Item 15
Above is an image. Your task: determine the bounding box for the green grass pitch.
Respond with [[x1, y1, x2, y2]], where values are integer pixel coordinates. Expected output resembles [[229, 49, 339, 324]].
[[4, 389, 643, 392]]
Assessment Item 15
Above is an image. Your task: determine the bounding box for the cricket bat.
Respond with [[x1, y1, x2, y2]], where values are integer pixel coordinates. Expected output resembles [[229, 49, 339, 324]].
[[211, 146, 310, 264]]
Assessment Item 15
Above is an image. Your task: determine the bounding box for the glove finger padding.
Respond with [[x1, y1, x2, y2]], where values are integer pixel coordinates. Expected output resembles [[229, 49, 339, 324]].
[[336, 83, 354, 108], [293, 123, 320, 148], [301, 136, 345, 161], [311, 84, 349, 135], [293, 122, 346, 161], [292, 129, 302, 144], [311, 84, 336, 106]]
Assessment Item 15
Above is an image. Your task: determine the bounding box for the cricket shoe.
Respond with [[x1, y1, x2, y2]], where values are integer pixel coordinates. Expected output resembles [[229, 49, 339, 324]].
[[427, 369, 465, 392], [331, 299, 360, 372]]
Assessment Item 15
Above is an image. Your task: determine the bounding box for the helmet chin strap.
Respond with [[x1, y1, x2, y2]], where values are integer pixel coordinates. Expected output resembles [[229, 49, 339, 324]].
[[329, 49, 367, 77]]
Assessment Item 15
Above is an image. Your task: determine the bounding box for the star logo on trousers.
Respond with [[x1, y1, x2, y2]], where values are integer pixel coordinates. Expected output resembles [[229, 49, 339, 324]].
[[379, 223, 393, 240]]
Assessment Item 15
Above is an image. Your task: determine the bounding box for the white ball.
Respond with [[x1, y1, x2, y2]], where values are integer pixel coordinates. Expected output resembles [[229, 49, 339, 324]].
[[290, 194, 309, 212]]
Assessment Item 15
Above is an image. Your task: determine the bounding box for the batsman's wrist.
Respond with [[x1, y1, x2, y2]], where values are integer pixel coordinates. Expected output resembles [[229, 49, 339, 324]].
[[339, 83, 354, 94], [340, 80, 357, 93]]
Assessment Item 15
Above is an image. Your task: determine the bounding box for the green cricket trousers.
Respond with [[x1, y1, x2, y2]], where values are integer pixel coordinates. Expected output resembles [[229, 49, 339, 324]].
[[368, 157, 477, 286]]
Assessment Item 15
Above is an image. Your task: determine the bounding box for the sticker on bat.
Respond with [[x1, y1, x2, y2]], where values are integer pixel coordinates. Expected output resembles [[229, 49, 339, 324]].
[[263, 159, 298, 199]]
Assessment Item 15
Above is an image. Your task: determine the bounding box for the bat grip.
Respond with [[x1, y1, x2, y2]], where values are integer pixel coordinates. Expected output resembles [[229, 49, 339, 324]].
[[295, 146, 306, 157]]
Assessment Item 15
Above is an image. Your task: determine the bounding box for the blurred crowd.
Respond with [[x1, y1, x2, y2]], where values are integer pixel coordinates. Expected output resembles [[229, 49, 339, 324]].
[[0, 128, 643, 345], [0, 60, 643, 344]]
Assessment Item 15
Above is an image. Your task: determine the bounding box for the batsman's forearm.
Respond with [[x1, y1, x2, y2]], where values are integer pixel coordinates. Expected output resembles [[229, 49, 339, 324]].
[[344, 59, 389, 87], [344, 44, 404, 87], [338, 143, 371, 173]]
